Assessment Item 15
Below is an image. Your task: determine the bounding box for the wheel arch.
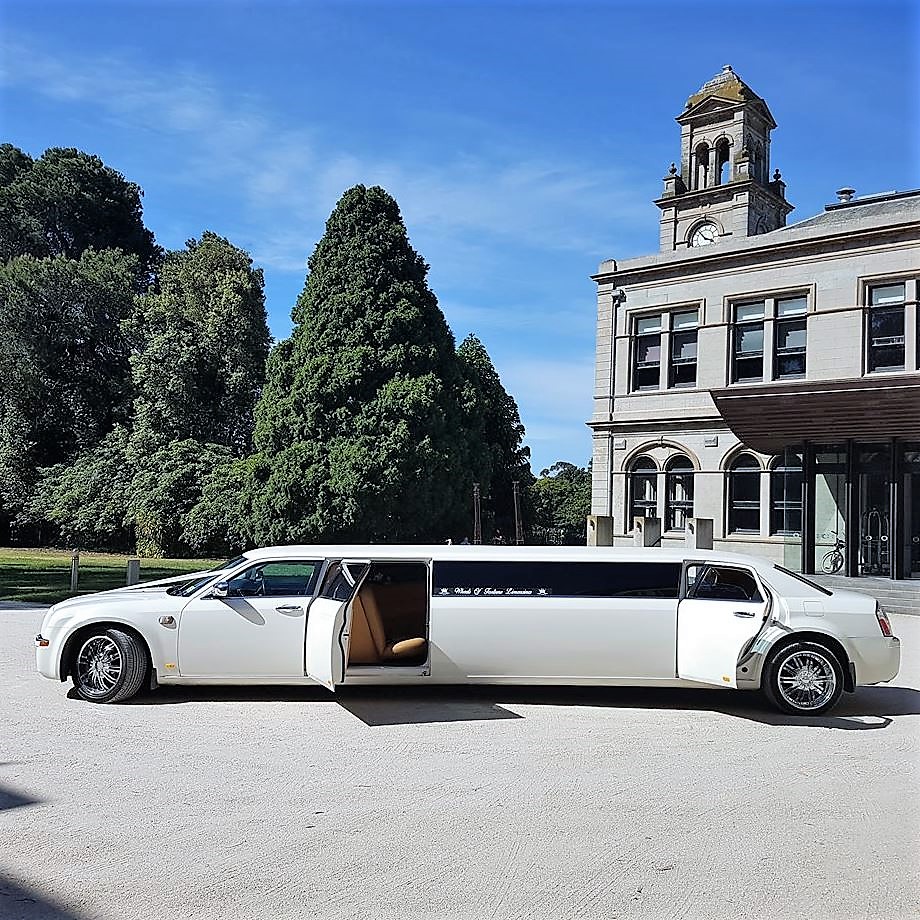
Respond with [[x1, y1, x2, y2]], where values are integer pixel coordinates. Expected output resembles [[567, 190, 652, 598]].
[[764, 630, 855, 693], [60, 621, 155, 686]]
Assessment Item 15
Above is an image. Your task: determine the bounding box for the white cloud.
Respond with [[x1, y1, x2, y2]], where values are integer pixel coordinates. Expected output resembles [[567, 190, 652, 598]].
[[0, 34, 647, 274]]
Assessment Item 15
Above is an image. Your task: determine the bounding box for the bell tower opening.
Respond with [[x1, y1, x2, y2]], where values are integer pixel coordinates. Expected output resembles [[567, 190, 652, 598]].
[[656, 65, 794, 253]]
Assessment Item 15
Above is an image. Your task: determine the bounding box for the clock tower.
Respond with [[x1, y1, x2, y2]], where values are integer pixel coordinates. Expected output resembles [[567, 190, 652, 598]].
[[655, 65, 793, 253]]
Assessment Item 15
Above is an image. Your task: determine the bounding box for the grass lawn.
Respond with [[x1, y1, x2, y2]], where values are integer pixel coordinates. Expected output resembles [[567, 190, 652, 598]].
[[0, 547, 222, 605]]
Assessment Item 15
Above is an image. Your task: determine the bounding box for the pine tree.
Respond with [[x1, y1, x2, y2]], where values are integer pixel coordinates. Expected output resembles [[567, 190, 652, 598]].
[[457, 334, 533, 539], [248, 185, 473, 543]]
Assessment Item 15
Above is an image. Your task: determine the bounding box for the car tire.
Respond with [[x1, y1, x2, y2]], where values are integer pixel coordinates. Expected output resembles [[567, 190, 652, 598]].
[[72, 628, 148, 704], [764, 640, 844, 715]]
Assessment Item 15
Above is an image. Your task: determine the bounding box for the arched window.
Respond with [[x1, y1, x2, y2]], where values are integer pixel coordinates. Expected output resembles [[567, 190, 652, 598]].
[[629, 457, 658, 525], [694, 143, 710, 189], [665, 456, 694, 531], [715, 139, 731, 185], [770, 452, 803, 535], [727, 454, 761, 534]]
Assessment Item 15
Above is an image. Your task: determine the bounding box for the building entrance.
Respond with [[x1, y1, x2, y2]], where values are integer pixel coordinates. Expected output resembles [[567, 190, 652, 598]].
[[805, 441, 920, 580]]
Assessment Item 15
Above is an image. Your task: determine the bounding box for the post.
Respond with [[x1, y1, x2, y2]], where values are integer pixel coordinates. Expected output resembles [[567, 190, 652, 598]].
[[126, 558, 141, 586], [473, 482, 482, 545], [512, 480, 524, 545], [685, 518, 713, 550], [69, 549, 79, 592], [633, 516, 661, 547]]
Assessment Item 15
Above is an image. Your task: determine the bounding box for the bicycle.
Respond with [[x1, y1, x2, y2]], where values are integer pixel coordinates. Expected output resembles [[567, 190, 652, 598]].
[[821, 536, 845, 574]]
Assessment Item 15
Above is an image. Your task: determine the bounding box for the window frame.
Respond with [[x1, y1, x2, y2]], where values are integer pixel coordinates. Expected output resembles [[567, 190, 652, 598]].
[[727, 291, 811, 386], [665, 456, 694, 532], [769, 453, 804, 536], [727, 454, 762, 535], [629, 456, 658, 525], [866, 281, 906, 374]]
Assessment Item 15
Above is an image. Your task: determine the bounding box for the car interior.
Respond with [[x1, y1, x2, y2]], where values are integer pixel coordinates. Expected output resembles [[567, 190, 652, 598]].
[[348, 562, 429, 667]]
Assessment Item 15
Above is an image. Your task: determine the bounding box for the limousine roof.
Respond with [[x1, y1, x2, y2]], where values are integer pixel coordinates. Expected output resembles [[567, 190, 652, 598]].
[[243, 543, 777, 572], [240, 544, 833, 598]]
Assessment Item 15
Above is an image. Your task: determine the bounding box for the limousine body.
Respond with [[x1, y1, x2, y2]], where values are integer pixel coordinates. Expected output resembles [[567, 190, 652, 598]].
[[35, 545, 901, 715]]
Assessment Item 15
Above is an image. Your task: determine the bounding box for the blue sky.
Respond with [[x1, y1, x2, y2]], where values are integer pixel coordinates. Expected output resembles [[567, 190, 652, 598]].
[[1, 0, 918, 473]]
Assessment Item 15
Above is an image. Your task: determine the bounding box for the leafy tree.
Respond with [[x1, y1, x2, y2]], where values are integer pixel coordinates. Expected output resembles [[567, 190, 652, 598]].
[[529, 461, 591, 545], [27, 427, 136, 551], [0, 145, 159, 280], [0, 250, 138, 493], [129, 232, 270, 452], [457, 334, 533, 539], [30, 430, 234, 556], [248, 184, 473, 544]]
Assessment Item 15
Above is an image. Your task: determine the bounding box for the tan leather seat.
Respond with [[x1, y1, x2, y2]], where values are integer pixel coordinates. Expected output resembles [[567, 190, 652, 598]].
[[348, 584, 427, 665]]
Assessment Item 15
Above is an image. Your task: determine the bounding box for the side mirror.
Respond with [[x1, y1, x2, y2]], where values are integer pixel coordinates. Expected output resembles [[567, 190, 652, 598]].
[[209, 581, 230, 599]]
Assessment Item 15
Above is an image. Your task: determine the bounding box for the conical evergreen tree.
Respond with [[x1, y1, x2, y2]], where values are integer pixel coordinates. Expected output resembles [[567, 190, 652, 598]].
[[457, 334, 533, 539], [249, 185, 473, 543]]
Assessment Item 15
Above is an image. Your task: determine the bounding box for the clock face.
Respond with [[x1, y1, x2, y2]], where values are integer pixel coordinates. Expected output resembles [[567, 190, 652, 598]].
[[689, 222, 718, 247]]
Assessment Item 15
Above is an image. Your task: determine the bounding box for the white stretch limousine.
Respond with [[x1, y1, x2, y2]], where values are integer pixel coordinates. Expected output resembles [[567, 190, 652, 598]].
[[35, 545, 901, 715]]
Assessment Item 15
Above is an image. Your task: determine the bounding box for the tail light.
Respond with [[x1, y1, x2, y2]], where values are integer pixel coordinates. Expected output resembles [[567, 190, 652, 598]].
[[876, 603, 893, 637]]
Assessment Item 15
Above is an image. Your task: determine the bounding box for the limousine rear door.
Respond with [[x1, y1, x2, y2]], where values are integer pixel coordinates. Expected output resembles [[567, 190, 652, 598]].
[[677, 563, 770, 688], [305, 559, 370, 690]]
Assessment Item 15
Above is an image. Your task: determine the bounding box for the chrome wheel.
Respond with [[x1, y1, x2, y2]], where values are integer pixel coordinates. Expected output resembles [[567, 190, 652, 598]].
[[776, 649, 837, 711], [76, 635, 123, 699]]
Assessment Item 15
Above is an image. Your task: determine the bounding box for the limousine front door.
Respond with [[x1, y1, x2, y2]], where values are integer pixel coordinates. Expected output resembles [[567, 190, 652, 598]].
[[305, 560, 370, 690], [677, 564, 770, 688]]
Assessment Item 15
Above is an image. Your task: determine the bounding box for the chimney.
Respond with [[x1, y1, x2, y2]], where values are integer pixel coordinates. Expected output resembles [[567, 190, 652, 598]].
[[836, 187, 856, 203]]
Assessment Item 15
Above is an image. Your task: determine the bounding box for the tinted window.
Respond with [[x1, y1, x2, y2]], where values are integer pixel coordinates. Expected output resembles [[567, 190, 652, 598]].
[[226, 561, 320, 597], [691, 566, 762, 603], [319, 563, 357, 601], [432, 561, 682, 599]]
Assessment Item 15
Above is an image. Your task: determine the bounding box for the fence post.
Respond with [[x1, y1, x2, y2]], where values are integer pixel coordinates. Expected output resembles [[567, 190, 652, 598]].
[[126, 558, 141, 586], [70, 549, 79, 592]]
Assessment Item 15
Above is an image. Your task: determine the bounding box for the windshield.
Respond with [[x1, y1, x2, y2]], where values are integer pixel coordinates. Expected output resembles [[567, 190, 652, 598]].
[[167, 571, 229, 598], [211, 555, 247, 571]]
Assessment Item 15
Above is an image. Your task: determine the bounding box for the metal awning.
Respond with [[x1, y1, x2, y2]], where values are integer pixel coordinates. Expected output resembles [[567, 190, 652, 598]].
[[710, 375, 920, 453]]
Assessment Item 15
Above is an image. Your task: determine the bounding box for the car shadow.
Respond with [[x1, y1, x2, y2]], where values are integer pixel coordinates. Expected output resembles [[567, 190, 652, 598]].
[[99, 682, 920, 729], [0, 875, 90, 920]]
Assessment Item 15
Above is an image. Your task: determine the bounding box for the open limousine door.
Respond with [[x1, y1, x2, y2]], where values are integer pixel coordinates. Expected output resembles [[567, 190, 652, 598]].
[[677, 563, 771, 688], [305, 560, 371, 690]]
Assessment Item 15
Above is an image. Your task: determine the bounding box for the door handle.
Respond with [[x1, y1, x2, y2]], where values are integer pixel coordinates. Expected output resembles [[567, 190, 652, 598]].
[[275, 604, 303, 615], [733, 610, 756, 618]]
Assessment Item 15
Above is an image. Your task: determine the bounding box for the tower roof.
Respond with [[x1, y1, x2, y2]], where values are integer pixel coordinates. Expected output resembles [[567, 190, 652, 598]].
[[684, 65, 764, 108]]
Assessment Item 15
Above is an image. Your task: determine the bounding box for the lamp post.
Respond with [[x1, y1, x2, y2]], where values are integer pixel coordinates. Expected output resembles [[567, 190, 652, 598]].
[[473, 482, 482, 545], [513, 480, 524, 545]]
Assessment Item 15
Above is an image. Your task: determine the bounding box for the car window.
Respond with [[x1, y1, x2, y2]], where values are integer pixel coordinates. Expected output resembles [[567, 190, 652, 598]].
[[226, 561, 320, 597], [691, 565, 762, 603]]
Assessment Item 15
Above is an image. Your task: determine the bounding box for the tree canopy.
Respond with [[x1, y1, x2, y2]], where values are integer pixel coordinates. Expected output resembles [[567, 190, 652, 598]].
[[249, 184, 474, 544], [130, 231, 271, 452], [0, 249, 138, 484], [0, 145, 160, 280], [528, 461, 591, 545]]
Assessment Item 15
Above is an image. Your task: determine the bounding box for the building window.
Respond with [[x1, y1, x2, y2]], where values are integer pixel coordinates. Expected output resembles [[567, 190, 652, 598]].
[[728, 454, 761, 534], [632, 315, 662, 391], [774, 296, 807, 379], [732, 302, 765, 383], [629, 457, 658, 523], [867, 282, 906, 372], [770, 452, 803, 535], [669, 310, 698, 388], [665, 456, 694, 531]]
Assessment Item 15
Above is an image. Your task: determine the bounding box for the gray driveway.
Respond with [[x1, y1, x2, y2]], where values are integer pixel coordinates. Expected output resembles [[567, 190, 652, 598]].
[[1, 609, 918, 920]]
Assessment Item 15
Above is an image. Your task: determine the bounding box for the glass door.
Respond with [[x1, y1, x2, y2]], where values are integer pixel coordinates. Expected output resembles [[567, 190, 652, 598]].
[[905, 446, 920, 579], [857, 445, 891, 577], [814, 446, 847, 575]]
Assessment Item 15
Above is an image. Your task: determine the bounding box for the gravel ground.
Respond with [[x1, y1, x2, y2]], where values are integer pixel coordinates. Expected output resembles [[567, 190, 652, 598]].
[[1, 609, 918, 920]]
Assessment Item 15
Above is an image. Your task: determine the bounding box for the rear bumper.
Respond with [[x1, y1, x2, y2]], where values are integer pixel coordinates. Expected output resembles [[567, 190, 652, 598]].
[[849, 636, 900, 685]]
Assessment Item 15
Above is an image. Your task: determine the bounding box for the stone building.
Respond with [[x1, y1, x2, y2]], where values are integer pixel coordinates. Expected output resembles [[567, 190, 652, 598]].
[[588, 66, 920, 580]]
